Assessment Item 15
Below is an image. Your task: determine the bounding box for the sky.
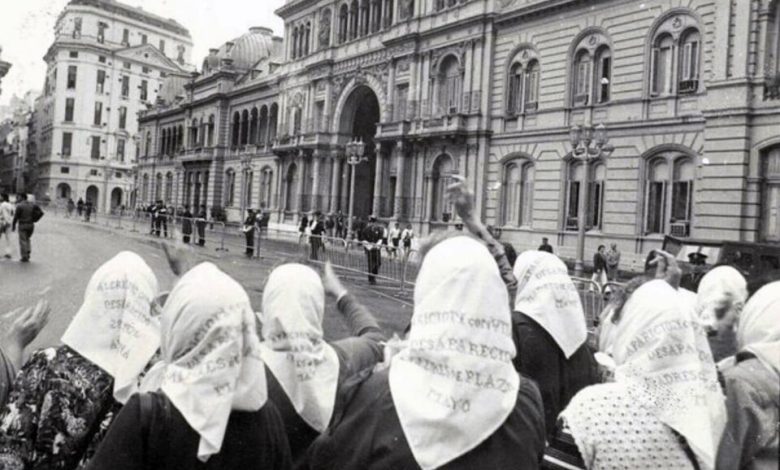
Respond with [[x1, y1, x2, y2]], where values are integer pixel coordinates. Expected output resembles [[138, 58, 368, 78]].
[[0, 0, 286, 106]]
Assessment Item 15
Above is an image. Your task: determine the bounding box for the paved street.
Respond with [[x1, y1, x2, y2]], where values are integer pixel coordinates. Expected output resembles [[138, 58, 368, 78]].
[[0, 216, 413, 353]]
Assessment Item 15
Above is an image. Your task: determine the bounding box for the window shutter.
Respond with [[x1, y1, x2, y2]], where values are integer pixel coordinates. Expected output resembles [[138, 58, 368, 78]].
[[690, 41, 699, 79], [651, 47, 660, 95]]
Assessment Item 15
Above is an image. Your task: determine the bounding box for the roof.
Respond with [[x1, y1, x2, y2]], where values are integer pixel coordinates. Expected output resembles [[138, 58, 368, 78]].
[[67, 0, 190, 37], [201, 27, 279, 75]]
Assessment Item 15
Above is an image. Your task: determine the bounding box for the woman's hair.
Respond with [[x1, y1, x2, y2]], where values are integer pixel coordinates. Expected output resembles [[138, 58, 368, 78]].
[[609, 275, 652, 324], [502, 242, 517, 267]]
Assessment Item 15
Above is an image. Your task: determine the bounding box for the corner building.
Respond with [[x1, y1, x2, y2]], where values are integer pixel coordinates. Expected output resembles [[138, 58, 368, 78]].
[[37, 0, 193, 211], [137, 0, 780, 270]]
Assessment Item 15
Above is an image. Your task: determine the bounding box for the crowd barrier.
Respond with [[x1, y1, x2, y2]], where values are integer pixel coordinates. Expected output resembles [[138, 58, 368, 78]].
[[52, 207, 628, 323]]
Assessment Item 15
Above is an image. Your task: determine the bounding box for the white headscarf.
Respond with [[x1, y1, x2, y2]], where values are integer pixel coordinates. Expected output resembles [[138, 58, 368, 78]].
[[612, 280, 727, 469], [155, 262, 267, 462], [389, 236, 520, 470], [513, 250, 587, 358], [736, 281, 780, 376], [61, 251, 159, 404], [259, 263, 340, 432], [695, 266, 747, 328]]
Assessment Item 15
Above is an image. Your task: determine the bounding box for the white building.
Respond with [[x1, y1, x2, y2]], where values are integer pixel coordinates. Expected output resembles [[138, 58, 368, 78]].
[[36, 0, 193, 211]]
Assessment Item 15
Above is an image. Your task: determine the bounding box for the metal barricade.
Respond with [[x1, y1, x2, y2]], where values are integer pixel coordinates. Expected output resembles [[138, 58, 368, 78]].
[[570, 276, 606, 329]]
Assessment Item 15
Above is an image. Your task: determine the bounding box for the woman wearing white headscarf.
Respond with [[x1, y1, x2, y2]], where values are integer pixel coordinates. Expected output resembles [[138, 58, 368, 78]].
[[86, 262, 292, 470], [695, 266, 748, 362], [309, 236, 545, 470], [260, 262, 385, 469], [560, 279, 727, 469], [511, 250, 598, 439], [716, 281, 780, 470], [0, 251, 160, 470]]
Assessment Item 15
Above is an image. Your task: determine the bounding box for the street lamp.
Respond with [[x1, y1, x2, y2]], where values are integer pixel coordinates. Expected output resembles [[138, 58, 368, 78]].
[[345, 137, 367, 238], [568, 122, 614, 278]]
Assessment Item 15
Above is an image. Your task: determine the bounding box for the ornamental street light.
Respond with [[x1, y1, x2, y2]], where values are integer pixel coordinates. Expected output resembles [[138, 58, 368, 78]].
[[568, 122, 614, 278], [346, 137, 367, 238]]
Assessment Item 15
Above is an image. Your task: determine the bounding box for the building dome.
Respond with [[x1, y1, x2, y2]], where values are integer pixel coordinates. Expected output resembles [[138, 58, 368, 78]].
[[157, 73, 189, 105], [201, 27, 277, 74]]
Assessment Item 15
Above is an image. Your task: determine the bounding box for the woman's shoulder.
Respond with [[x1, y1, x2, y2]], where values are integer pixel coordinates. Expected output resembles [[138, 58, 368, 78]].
[[722, 358, 780, 405], [566, 383, 627, 411]]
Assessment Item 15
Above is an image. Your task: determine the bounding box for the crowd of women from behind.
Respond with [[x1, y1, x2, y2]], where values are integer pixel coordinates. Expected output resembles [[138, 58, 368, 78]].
[[0, 176, 776, 470]]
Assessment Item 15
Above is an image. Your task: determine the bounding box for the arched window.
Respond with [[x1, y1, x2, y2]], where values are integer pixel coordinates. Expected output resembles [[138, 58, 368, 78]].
[[292, 107, 302, 135], [269, 104, 279, 141], [155, 173, 163, 200], [225, 169, 236, 206], [243, 169, 254, 209], [230, 111, 241, 147], [164, 172, 173, 202], [644, 153, 695, 235], [249, 108, 258, 144], [564, 160, 606, 231], [762, 146, 780, 241], [437, 55, 461, 115], [400, 0, 414, 20], [350, 0, 359, 40], [304, 22, 311, 56], [506, 50, 540, 115], [142, 174, 149, 202], [570, 32, 612, 106], [207, 115, 215, 147], [371, 0, 381, 33], [177, 125, 184, 152], [430, 154, 454, 221], [190, 118, 199, 148], [648, 15, 703, 97], [292, 27, 298, 59], [339, 5, 349, 43], [360, 0, 370, 36], [502, 159, 534, 227], [285, 163, 298, 211], [240, 110, 249, 146], [260, 167, 274, 207], [259, 106, 269, 146]]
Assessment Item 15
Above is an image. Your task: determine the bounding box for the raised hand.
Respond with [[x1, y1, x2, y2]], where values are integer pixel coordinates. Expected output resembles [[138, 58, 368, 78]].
[[647, 250, 682, 290], [322, 262, 347, 300], [445, 175, 475, 224], [162, 227, 193, 276]]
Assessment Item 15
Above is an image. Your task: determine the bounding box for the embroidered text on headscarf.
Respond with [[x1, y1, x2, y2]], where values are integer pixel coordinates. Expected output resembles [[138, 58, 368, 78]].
[[260, 264, 340, 432], [61, 251, 160, 404], [389, 236, 519, 470]]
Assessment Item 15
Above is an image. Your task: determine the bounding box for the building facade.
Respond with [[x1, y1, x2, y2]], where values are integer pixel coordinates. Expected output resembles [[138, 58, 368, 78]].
[[137, 0, 780, 270], [36, 0, 193, 211]]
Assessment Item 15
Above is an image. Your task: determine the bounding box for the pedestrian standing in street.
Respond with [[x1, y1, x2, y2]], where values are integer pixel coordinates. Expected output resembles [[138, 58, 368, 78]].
[[0, 252, 161, 469], [180, 205, 193, 244], [591, 244, 607, 290], [84, 200, 93, 222], [196, 204, 207, 247], [298, 213, 309, 243], [76, 197, 84, 217], [389, 222, 401, 258], [243, 209, 256, 257], [11, 193, 43, 263], [259, 262, 384, 468], [0, 193, 14, 259], [401, 223, 414, 257], [325, 212, 335, 239], [154, 200, 168, 238], [538, 237, 554, 254], [86, 262, 291, 470], [361, 215, 384, 285], [309, 211, 326, 261], [66, 198, 75, 218], [605, 242, 621, 281], [336, 211, 345, 239]]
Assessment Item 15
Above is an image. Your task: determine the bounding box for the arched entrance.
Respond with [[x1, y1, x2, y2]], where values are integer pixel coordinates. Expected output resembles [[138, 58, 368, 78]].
[[56, 183, 71, 200], [111, 187, 123, 210], [86, 185, 99, 210], [338, 85, 380, 219]]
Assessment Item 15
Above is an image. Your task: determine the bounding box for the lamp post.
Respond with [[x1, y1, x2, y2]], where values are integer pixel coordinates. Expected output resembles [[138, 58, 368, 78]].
[[568, 123, 614, 278], [345, 137, 367, 238]]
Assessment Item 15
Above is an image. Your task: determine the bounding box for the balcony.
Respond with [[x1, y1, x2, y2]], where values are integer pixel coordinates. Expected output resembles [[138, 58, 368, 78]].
[[678, 79, 699, 95], [764, 75, 780, 101]]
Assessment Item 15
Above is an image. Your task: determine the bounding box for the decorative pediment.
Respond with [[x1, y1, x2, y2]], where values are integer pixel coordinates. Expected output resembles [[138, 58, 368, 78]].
[[115, 44, 184, 72]]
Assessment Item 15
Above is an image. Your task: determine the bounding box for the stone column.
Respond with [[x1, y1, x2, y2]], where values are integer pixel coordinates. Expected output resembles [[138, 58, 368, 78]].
[[311, 152, 321, 211], [372, 143, 384, 216], [394, 141, 406, 219], [424, 175, 433, 220], [295, 151, 306, 213], [329, 152, 342, 213]]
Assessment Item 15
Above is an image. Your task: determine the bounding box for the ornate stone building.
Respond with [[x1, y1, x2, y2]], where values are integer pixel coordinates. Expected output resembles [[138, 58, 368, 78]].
[[137, 0, 780, 269]]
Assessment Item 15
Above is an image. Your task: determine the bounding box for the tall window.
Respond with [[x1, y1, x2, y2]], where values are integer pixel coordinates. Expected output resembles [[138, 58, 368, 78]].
[[145, 132, 151, 156], [430, 154, 454, 221], [61, 132, 73, 157], [648, 16, 702, 97], [73, 17, 82, 38], [232, 112, 240, 147], [506, 52, 540, 115], [437, 55, 461, 115], [140, 33, 147, 45], [122, 28, 130, 45], [350, 0, 359, 40], [243, 170, 254, 208], [339, 5, 349, 43], [142, 174, 149, 201], [570, 33, 612, 106], [64, 98, 75, 122], [97, 22, 107, 44], [165, 172, 173, 202], [93, 101, 103, 125], [191, 118, 199, 147], [285, 164, 298, 211], [679, 30, 701, 94], [96, 70, 105, 94], [644, 154, 695, 235], [140, 80, 148, 101], [260, 167, 274, 206], [159, 39, 166, 54], [762, 146, 780, 242], [502, 160, 534, 226], [225, 170, 236, 206], [651, 34, 674, 96], [121, 75, 130, 98], [117, 139, 126, 162], [91, 136, 101, 159], [588, 162, 606, 230], [67, 66, 77, 89], [565, 161, 583, 230], [396, 84, 409, 120], [118, 106, 127, 129], [207, 115, 215, 146]]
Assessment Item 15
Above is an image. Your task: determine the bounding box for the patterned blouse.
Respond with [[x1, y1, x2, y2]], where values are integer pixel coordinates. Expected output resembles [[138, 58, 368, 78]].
[[0, 346, 117, 470]]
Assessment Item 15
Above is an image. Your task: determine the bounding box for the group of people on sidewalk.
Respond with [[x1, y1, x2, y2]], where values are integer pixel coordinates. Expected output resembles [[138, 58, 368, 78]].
[[64, 198, 94, 221], [0, 177, 776, 470], [0, 192, 44, 263]]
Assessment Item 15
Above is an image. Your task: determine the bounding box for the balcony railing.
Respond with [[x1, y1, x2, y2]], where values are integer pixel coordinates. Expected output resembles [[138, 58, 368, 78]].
[[678, 79, 699, 95]]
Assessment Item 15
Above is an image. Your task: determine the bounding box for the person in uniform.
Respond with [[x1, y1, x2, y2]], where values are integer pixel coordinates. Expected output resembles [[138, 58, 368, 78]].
[[195, 205, 207, 247], [243, 209, 256, 257], [361, 215, 384, 285], [180, 205, 193, 244]]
